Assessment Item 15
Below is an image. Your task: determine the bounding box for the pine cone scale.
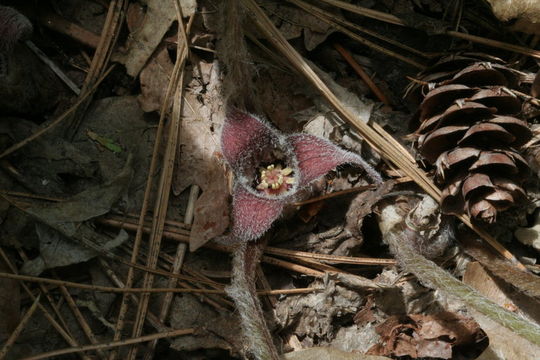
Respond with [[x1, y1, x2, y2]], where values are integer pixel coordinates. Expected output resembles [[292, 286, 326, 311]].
[[412, 54, 533, 223]]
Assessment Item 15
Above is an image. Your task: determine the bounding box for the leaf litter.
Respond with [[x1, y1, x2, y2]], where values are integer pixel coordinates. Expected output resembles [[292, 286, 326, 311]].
[[0, 0, 539, 359]]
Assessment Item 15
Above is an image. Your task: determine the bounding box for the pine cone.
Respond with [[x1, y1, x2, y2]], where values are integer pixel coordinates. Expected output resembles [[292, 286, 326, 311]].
[[411, 53, 532, 223]]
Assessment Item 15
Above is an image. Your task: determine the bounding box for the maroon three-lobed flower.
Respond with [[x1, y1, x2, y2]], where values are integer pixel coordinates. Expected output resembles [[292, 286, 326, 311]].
[[221, 109, 383, 242]]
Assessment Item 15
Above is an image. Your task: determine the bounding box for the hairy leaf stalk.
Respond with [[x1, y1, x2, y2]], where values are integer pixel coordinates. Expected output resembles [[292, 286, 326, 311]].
[[227, 241, 280, 360], [383, 223, 540, 346]]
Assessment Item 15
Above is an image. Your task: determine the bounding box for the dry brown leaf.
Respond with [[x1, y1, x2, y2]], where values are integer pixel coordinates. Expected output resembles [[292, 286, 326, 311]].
[[174, 61, 229, 251], [121, 0, 196, 77], [138, 46, 174, 112], [368, 312, 482, 359], [260, 1, 337, 51], [283, 347, 390, 360], [486, 0, 540, 23]]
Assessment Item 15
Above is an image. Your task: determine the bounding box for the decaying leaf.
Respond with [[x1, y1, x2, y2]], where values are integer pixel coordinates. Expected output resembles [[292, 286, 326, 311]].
[[169, 293, 242, 353], [515, 211, 540, 251], [486, 0, 540, 23], [260, 1, 337, 51], [137, 46, 174, 113], [21, 223, 127, 276], [283, 347, 390, 360], [16, 157, 133, 274], [121, 0, 196, 77], [173, 61, 230, 251], [367, 312, 483, 359]]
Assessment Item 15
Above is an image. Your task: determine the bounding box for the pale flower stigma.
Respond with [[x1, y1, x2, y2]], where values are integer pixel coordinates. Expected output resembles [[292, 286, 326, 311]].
[[256, 163, 295, 195]]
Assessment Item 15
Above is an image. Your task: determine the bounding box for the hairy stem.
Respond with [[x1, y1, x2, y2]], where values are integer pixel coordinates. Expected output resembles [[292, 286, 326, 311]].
[[227, 241, 280, 360], [382, 219, 540, 346]]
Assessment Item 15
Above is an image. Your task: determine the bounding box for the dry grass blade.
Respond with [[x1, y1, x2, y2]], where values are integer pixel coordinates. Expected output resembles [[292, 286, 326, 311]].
[[287, 0, 425, 68], [109, 11, 194, 359], [0, 272, 315, 296], [317, 0, 540, 59], [239, 0, 525, 270], [14, 249, 92, 360], [100, 216, 395, 267], [0, 249, 87, 356], [143, 185, 198, 360], [264, 247, 396, 266], [0, 294, 41, 360], [333, 43, 392, 105], [21, 328, 196, 360], [66, 0, 127, 137], [54, 271, 107, 360], [126, 4, 191, 359]]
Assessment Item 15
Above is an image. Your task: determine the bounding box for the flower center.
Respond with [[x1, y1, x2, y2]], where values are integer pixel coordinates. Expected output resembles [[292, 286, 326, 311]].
[[256, 164, 295, 195]]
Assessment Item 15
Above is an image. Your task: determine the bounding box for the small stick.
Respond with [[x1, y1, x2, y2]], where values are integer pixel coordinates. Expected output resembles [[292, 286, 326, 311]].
[[292, 184, 375, 206], [317, 0, 540, 59], [37, 11, 100, 49], [54, 271, 107, 360], [0, 272, 316, 295], [334, 43, 392, 105], [15, 250, 86, 359], [25, 40, 81, 94], [0, 294, 41, 360], [98, 259, 171, 332], [144, 184, 198, 360], [21, 328, 196, 360], [0, 250, 87, 357], [100, 216, 396, 266]]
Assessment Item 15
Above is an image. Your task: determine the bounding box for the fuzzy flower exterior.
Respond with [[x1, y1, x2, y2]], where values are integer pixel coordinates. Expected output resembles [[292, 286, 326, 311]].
[[221, 109, 382, 242], [0, 6, 33, 55]]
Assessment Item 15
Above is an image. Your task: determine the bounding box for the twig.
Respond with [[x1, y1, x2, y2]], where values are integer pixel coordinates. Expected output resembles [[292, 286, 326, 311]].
[[14, 249, 88, 359], [144, 185, 198, 360], [127, 6, 191, 359], [264, 247, 396, 266], [317, 0, 540, 59], [334, 43, 392, 105], [98, 259, 170, 332], [0, 272, 315, 296], [99, 216, 395, 267], [37, 11, 101, 48], [261, 255, 324, 277], [287, 0, 425, 69], [0, 294, 41, 360], [292, 184, 375, 206], [256, 265, 277, 307], [66, 0, 127, 139], [53, 270, 107, 360], [21, 328, 196, 360], [110, 17, 194, 353], [25, 41, 81, 94], [0, 249, 87, 357]]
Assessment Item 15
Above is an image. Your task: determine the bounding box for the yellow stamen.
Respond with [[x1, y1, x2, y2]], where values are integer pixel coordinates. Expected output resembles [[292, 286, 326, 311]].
[[281, 167, 293, 176]]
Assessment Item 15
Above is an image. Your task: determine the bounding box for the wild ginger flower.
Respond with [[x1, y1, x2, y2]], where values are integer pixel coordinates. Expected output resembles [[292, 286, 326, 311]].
[[221, 109, 383, 242]]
